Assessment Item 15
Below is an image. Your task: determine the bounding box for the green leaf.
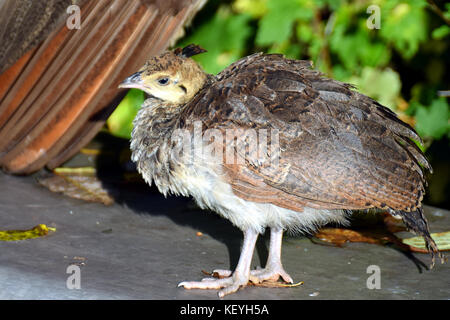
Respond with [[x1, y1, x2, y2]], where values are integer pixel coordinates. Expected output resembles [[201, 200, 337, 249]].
[[233, 0, 267, 18], [332, 64, 352, 82], [445, 3, 450, 20], [348, 67, 401, 110], [432, 25, 450, 39], [106, 89, 145, 139], [415, 98, 450, 139], [296, 22, 314, 43], [402, 231, 450, 251], [256, 0, 313, 46]]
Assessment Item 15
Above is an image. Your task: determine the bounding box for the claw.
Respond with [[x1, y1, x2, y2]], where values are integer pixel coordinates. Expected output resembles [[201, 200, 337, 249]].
[[212, 269, 232, 278], [178, 272, 249, 297], [178, 277, 234, 290]]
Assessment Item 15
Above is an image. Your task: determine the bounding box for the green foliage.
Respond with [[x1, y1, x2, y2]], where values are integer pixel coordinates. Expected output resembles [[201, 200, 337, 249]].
[[255, 0, 313, 46], [415, 98, 450, 140], [106, 89, 144, 139], [432, 25, 450, 39], [380, 0, 428, 59]]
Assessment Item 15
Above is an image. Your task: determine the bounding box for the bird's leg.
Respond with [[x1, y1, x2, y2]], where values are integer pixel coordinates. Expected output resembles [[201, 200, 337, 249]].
[[178, 228, 258, 297], [249, 227, 293, 284], [211, 227, 293, 284]]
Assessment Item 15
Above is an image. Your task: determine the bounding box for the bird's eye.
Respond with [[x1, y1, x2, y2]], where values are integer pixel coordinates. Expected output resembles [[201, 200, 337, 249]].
[[157, 77, 170, 85]]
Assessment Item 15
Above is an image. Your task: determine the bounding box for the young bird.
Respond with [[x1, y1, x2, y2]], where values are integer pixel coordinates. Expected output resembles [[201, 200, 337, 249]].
[[119, 44, 443, 297]]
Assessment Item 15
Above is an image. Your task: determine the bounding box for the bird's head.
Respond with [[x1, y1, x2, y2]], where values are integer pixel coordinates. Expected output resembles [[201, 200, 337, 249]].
[[118, 44, 208, 105]]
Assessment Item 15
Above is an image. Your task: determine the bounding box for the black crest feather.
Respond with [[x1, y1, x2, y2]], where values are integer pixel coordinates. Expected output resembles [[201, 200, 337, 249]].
[[174, 44, 207, 58]]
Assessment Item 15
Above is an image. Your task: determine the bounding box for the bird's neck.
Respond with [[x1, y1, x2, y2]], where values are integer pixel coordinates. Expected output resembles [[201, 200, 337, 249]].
[[130, 98, 182, 165]]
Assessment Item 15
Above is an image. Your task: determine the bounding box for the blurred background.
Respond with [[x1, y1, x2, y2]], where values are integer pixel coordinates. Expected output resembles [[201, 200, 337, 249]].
[[108, 0, 450, 208]]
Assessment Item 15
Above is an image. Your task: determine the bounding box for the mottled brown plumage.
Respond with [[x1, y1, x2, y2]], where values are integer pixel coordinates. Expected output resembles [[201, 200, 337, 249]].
[[119, 44, 443, 297]]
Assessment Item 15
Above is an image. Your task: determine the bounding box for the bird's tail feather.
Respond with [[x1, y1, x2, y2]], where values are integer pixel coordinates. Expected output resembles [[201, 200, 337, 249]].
[[395, 207, 444, 268]]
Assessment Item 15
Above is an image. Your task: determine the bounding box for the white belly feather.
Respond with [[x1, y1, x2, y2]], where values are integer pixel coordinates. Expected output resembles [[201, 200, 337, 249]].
[[166, 159, 348, 234]]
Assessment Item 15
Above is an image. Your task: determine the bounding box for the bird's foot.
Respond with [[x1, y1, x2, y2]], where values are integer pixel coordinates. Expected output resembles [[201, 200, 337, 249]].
[[178, 271, 250, 298], [209, 264, 293, 284]]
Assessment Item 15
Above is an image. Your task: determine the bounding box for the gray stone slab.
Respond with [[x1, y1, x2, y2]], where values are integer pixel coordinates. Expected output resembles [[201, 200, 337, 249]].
[[0, 172, 448, 299]]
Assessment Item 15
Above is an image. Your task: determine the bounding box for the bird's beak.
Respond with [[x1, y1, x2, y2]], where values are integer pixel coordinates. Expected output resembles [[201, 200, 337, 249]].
[[118, 71, 144, 90]]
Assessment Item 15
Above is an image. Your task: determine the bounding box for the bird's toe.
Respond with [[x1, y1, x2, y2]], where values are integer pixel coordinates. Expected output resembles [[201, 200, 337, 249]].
[[212, 269, 232, 278], [178, 271, 250, 297], [249, 264, 293, 284], [217, 272, 249, 298], [218, 281, 244, 298], [178, 277, 233, 290]]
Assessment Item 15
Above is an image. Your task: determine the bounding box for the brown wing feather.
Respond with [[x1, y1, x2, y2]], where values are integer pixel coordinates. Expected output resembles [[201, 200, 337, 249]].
[[183, 53, 429, 213]]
